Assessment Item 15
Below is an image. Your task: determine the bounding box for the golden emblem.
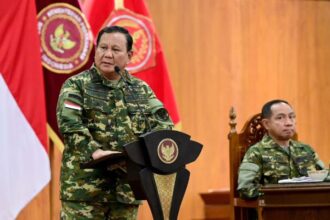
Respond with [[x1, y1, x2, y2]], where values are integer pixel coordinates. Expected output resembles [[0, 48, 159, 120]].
[[131, 29, 148, 64], [50, 24, 76, 53], [161, 144, 175, 162], [157, 139, 179, 164]]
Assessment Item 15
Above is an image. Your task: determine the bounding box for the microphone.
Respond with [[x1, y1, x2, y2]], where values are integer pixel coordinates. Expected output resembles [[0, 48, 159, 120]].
[[114, 66, 121, 75], [114, 66, 152, 132]]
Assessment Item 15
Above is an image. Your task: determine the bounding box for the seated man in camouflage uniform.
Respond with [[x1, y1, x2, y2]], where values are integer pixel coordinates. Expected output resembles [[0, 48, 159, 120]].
[[238, 99, 325, 200], [56, 26, 173, 219]]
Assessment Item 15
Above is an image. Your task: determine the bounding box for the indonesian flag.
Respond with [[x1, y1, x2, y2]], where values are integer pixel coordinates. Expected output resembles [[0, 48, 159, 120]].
[[83, 0, 181, 128], [0, 0, 51, 219]]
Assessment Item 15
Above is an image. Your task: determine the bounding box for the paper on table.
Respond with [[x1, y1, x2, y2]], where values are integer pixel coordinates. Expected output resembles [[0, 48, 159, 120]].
[[278, 176, 323, 184]]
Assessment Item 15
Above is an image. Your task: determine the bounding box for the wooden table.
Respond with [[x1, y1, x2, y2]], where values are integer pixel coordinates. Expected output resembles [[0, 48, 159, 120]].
[[259, 182, 330, 220], [200, 189, 231, 220]]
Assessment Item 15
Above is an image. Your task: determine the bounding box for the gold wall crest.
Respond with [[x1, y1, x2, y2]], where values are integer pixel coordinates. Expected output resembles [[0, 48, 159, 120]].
[[37, 3, 92, 74], [105, 8, 156, 74]]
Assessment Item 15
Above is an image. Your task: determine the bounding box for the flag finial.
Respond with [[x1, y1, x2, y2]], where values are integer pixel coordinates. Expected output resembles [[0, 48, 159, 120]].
[[115, 0, 124, 9]]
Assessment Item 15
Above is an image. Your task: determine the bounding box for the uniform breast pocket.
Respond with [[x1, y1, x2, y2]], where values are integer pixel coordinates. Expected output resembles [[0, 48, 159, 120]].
[[126, 102, 150, 134], [262, 157, 289, 183], [294, 154, 315, 175], [83, 91, 113, 143], [84, 98, 109, 124], [262, 160, 277, 176]]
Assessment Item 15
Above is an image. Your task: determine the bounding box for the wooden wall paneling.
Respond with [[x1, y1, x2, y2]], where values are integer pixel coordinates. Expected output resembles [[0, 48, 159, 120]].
[[145, 0, 330, 219], [16, 142, 62, 220], [14, 0, 330, 219], [16, 186, 50, 220], [145, 0, 238, 219], [16, 172, 50, 219], [295, 1, 330, 166], [50, 141, 62, 220]]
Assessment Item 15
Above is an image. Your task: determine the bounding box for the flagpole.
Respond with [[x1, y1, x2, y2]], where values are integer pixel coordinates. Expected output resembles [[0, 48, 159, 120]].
[[47, 123, 64, 152]]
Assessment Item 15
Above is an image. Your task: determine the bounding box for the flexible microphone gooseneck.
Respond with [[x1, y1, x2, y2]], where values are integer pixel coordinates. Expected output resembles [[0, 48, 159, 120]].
[[114, 66, 152, 132]]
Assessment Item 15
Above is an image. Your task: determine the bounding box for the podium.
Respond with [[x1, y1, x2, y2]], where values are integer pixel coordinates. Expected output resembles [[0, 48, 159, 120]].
[[81, 130, 202, 220]]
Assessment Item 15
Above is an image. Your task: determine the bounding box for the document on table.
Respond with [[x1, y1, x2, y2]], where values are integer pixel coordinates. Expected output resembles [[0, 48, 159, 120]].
[[278, 176, 323, 184]]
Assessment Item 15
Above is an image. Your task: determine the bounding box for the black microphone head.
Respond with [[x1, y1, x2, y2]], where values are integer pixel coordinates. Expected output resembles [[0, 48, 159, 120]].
[[114, 66, 120, 74]]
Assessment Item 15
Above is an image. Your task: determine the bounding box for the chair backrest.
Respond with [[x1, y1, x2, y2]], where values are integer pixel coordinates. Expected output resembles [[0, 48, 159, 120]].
[[228, 107, 266, 198]]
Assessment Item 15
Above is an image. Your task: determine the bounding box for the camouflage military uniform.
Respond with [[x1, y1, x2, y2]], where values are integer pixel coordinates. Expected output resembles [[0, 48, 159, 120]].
[[60, 200, 139, 220], [237, 135, 324, 199], [56, 65, 173, 219]]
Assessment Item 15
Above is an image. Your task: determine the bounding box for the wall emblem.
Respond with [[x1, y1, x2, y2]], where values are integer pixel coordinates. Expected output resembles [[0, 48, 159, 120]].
[[157, 138, 179, 164], [106, 8, 156, 73], [37, 3, 93, 73]]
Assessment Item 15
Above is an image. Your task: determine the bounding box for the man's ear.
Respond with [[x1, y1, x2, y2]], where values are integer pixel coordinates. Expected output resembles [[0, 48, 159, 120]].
[[262, 118, 270, 130], [128, 51, 133, 60]]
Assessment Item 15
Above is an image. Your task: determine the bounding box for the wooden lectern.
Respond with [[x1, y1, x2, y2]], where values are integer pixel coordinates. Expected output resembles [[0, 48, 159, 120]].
[[81, 130, 202, 220], [259, 182, 330, 220]]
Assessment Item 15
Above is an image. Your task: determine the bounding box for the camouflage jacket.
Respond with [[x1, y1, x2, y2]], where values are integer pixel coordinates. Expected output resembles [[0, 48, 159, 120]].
[[237, 135, 324, 199], [56, 65, 173, 203]]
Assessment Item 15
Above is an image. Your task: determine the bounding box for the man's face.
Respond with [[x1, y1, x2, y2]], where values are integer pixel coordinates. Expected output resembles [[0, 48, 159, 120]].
[[262, 102, 296, 142], [94, 32, 132, 77]]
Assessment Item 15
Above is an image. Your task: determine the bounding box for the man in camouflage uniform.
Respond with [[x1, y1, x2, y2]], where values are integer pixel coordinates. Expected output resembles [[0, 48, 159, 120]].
[[238, 100, 325, 200], [57, 26, 173, 219]]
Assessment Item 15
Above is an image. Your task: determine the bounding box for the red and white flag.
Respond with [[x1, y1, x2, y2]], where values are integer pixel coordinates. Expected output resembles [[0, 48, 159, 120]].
[[0, 0, 51, 219]]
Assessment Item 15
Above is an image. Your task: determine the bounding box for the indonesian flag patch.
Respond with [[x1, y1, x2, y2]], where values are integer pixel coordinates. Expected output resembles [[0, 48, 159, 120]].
[[64, 100, 82, 110]]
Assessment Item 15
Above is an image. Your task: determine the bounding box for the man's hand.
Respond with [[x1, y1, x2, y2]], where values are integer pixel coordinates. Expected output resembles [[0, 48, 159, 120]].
[[92, 149, 121, 160]]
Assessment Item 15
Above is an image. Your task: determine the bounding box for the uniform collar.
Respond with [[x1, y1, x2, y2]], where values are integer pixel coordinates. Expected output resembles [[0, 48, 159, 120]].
[[261, 135, 295, 149]]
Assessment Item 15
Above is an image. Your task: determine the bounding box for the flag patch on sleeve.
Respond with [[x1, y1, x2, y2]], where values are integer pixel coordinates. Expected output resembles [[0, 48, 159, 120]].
[[64, 100, 82, 110]]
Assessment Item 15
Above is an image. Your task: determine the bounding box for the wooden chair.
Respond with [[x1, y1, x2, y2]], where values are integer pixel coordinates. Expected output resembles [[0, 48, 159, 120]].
[[228, 107, 266, 220], [200, 107, 297, 219], [199, 107, 264, 220]]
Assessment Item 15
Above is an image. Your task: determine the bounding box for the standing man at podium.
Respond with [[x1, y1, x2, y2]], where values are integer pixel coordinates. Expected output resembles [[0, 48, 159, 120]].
[[56, 26, 173, 219]]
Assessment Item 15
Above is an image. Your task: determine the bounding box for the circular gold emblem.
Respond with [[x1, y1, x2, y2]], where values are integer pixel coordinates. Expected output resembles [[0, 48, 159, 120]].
[[37, 3, 93, 74], [157, 138, 179, 164], [106, 8, 156, 73]]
